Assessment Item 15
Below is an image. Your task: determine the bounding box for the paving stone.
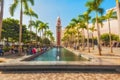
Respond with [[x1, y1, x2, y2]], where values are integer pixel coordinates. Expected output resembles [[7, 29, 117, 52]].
[[0, 72, 120, 80]]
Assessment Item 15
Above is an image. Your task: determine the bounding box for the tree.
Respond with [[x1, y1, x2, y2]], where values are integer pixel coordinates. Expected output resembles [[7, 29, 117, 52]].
[[78, 15, 87, 51], [2, 18, 19, 42], [44, 29, 53, 39], [100, 33, 119, 46], [65, 23, 77, 48], [35, 20, 41, 43], [10, 0, 34, 55], [116, 0, 120, 39], [71, 18, 80, 49], [30, 20, 42, 46], [2, 18, 31, 43], [24, 8, 38, 44], [41, 22, 49, 38], [42, 38, 50, 46], [44, 29, 54, 46], [86, 0, 104, 55], [104, 9, 117, 53], [79, 11, 91, 52], [0, 0, 4, 42], [89, 26, 96, 50], [50, 35, 55, 43], [39, 22, 49, 47]]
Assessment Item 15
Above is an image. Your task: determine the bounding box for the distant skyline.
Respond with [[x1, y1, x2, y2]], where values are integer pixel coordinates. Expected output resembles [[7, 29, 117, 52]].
[[3, 0, 116, 37]]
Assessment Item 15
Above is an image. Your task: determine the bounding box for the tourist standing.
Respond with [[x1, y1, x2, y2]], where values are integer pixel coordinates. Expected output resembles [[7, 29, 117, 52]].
[[32, 47, 37, 54], [28, 47, 32, 55], [0, 47, 4, 56]]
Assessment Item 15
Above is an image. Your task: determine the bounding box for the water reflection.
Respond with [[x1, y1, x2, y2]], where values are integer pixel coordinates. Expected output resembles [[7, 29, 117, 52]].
[[56, 48, 61, 61], [32, 48, 86, 61]]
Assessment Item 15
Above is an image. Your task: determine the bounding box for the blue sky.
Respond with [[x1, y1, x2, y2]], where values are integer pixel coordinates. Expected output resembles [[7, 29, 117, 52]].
[[3, 0, 116, 37]]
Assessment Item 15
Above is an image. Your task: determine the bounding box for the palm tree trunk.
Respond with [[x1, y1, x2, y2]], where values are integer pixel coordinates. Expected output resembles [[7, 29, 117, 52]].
[[77, 29, 80, 50], [36, 28, 38, 46], [82, 29, 85, 51], [0, 0, 4, 42], [18, 0, 23, 55], [92, 32, 94, 50], [100, 24, 102, 51], [29, 16, 32, 47], [39, 31, 41, 46], [41, 29, 43, 46], [108, 19, 113, 53], [86, 23, 90, 53], [116, 0, 120, 39], [96, 13, 102, 55]]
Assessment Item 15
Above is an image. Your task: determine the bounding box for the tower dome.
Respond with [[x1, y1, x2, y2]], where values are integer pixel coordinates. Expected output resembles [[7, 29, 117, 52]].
[[57, 16, 60, 20], [57, 16, 61, 26]]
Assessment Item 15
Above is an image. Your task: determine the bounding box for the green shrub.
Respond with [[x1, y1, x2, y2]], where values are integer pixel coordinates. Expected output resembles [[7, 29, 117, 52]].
[[100, 33, 119, 45], [3, 47, 10, 52]]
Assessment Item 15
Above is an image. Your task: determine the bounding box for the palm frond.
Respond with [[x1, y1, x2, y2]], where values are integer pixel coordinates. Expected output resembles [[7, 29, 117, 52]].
[[24, 8, 38, 18], [97, 8, 104, 15], [9, 0, 18, 16], [23, 0, 29, 10], [29, 0, 34, 5], [24, 10, 29, 15]]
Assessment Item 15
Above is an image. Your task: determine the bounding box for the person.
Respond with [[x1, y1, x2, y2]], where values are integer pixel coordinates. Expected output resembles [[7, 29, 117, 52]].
[[32, 47, 37, 54], [0, 47, 4, 56], [37, 47, 40, 53], [14, 47, 18, 54], [28, 47, 32, 55]]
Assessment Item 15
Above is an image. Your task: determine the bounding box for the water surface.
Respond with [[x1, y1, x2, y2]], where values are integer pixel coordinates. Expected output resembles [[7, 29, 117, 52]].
[[32, 48, 85, 61]]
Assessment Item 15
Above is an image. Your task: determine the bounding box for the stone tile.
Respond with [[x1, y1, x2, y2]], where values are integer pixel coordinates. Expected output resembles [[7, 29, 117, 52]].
[[0, 72, 120, 80]]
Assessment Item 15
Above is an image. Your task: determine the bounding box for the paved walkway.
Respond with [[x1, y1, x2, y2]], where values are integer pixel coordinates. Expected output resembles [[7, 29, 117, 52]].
[[0, 71, 120, 80], [66, 47, 120, 65], [0, 47, 120, 80], [0, 53, 29, 63]]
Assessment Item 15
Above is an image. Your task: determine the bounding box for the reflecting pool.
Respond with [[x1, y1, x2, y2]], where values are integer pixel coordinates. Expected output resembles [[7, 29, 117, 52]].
[[32, 48, 86, 61]]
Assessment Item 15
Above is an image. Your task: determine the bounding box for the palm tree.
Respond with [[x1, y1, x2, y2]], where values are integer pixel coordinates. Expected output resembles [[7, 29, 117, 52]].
[[104, 9, 117, 53], [79, 11, 91, 53], [64, 24, 75, 48], [35, 20, 42, 43], [0, 0, 4, 42], [24, 8, 38, 44], [71, 18, 80, 49], [62, 33, 70, 47], [89, 26, 96, 50], [10, 0, 34, 55], [24, 8, 38, 20], [50, 35, 55, 43], [31, 20, 41, 45], [86, 0, 104, 55], [44, 29, 53, 39], [44, 29, 55, 46], [39, 22, 49, 46], [92, 15, 105, 52], [48, 31, 55, 46], [77, 15, 87, 51], [40, 22, 49, 38], [38, 24, 42, 38], [116, 0, 120, 39], [66, 23, 77, 48]]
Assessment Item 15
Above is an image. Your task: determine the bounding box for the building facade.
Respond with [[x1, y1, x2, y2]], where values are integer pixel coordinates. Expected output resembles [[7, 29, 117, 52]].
[[87, 7, 120, 38], [56, 17, 62, 46]]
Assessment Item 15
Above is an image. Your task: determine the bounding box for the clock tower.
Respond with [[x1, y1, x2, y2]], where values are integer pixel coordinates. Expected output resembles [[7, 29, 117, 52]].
[[56, 17, 62, 47]]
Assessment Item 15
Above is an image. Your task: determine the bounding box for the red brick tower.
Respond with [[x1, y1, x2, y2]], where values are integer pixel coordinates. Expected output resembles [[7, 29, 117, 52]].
[[56, 17, 62, 47]]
